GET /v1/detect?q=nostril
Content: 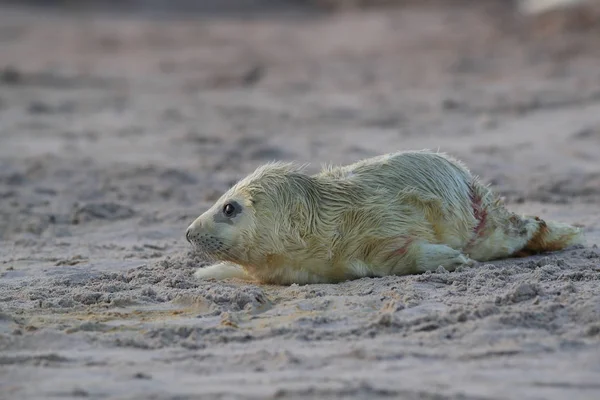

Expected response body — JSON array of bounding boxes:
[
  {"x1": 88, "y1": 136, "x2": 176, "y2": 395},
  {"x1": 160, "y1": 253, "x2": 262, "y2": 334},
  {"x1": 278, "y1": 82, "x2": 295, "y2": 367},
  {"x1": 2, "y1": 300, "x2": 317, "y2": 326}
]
[{"x1": 186, "y1": 229, "x2": 192, "y2": 243}]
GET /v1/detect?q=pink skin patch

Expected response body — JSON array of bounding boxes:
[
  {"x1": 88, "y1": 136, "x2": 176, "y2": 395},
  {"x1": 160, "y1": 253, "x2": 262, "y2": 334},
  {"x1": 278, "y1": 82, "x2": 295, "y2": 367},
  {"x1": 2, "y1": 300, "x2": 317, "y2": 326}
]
[{"x1": 393, "y1": 237, "x2": 414, "y2": 256}]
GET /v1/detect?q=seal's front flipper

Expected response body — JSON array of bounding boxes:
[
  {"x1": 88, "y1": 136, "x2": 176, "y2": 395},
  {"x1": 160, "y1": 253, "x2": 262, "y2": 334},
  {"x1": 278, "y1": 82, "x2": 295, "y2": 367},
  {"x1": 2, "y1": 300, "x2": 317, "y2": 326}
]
[
  {"x1": 194, "y1": 262, "x2": 253, "y2": 281},
  {"x1": 413, "y1": 242, "x2": 475, "y2": 273}
]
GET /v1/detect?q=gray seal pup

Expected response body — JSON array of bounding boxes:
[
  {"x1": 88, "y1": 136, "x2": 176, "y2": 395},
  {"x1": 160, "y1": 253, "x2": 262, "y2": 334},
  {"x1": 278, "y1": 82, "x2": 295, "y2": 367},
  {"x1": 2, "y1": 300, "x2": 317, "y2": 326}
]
[{"x1": 186, "y1": 150, "x2": 584, "y2": 285}]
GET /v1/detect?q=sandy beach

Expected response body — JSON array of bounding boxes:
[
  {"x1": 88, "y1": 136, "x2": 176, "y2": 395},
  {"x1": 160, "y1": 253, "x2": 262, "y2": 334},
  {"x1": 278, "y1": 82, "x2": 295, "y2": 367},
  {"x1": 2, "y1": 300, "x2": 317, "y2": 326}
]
[{"x1": 1, "y1": 1, "x2": 599, "y2": 399}]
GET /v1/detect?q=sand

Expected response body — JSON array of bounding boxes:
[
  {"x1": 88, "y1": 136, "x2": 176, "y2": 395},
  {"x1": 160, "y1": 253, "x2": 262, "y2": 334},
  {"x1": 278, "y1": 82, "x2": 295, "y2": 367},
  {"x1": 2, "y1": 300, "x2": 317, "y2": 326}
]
[{"x1": 1, "y1": 1, "x2": 600, "y2": 399}]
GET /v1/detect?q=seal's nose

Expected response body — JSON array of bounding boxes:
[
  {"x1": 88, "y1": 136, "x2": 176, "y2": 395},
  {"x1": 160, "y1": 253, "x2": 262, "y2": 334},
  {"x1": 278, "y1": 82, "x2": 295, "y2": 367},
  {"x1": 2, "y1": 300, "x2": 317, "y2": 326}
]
[{"x1": 185, "y1": 228, "x2": 192, "y2": 244}]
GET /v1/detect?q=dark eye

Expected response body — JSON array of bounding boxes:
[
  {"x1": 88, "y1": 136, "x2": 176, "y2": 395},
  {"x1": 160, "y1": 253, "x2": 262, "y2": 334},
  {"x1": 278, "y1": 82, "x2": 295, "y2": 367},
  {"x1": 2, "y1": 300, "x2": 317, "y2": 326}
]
[{"x1": 223, "y1": 203, "x2": 235, "y2": 217}]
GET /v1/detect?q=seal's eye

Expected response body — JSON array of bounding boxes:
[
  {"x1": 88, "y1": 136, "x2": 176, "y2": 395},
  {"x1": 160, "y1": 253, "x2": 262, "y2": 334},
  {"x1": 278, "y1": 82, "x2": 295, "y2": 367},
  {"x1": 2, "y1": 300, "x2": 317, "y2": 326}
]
[{"x1": 223, "y1": 203, "x2": 235, "y2": 217}]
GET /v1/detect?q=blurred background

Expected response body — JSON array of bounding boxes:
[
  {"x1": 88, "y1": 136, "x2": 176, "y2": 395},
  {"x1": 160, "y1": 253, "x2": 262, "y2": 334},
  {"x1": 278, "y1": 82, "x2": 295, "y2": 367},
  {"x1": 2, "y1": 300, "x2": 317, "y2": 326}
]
[
  {"x1": 1, "y1": 0, "x2": 599, "y2": 242},
  {"x1": 2, "y1": 2, "x2": 600, "y2": 398}
]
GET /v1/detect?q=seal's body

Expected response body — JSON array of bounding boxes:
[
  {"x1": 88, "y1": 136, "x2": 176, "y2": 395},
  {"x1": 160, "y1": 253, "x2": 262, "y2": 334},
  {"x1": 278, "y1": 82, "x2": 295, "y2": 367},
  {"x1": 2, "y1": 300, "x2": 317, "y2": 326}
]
[{"x1": 186, "y1": 150, "x2": 583, "y2": 285}]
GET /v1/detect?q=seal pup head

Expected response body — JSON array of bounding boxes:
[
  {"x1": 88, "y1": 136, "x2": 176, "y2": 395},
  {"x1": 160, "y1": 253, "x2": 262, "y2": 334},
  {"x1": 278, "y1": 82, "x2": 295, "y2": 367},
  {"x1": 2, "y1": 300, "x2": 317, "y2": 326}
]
[
  {"x1": 185, "y1": 161, "x2": 316, "y2": 269},
  {"x1": 185, "y1": 188, "x2": 255, "y2": 263}
]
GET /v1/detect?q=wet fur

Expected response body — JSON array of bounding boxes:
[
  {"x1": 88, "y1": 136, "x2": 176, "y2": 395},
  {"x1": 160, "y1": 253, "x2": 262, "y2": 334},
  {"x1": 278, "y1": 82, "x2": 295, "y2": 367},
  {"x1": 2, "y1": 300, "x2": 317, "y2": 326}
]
[{"x1": 186, "y1": 150, "x2": 584, "y2": 285}]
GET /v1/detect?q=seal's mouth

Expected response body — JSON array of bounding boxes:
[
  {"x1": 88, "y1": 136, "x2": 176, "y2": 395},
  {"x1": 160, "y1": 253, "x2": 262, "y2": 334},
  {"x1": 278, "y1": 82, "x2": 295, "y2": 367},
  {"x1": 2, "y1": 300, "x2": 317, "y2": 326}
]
[
  {"x1": 185, "y1": 227, "x2": 231, "y2": 261},
  {"x1": 186, "y1": 231, "x2": 223, "y2": 252}
]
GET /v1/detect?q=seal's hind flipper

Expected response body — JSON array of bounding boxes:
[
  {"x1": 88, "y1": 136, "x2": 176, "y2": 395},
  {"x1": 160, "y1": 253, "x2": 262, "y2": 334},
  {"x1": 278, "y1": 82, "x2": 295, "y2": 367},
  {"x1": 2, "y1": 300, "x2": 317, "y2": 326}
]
[{"x1": 517, "y1": 217, "x2": 584, "y2": 256}]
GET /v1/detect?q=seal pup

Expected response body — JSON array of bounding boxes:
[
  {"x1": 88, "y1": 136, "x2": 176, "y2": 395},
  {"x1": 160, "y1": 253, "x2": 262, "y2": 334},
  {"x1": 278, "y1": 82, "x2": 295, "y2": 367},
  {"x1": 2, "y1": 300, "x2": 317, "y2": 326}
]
[{"x1": 185, "y1": 150, "x2": 584, "y2": 285}]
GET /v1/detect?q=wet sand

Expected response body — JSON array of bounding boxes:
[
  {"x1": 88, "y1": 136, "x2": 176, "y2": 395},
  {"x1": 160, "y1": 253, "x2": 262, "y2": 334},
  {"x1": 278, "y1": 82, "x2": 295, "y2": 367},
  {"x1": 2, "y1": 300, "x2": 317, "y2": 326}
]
[{"x1": 1, "y1": 1, "x2": 600, "y2": 399}]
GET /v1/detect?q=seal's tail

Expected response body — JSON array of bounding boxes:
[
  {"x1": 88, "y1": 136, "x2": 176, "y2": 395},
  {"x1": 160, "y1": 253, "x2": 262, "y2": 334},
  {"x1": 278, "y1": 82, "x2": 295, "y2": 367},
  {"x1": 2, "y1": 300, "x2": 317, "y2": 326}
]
[{"x1": 517, "y1": 217, "x2": 584, "y2": 257}]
